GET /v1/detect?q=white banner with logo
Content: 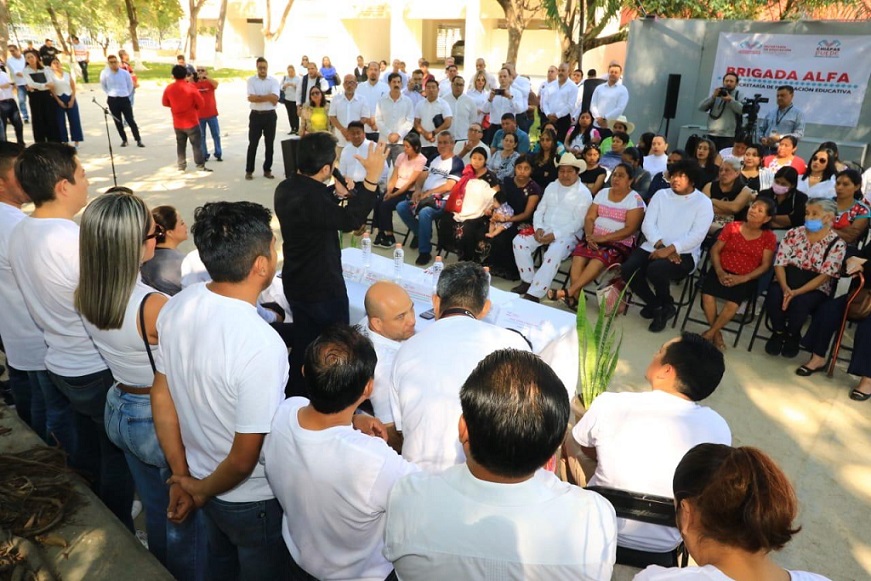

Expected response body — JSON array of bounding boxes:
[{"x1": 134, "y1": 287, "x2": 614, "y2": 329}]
[{"x1": 710, "y1": 32, "x2": 871, "y2": 127}]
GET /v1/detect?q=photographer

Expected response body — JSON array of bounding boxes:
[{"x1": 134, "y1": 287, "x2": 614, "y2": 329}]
[{"x1": 698, "y1": 72, "x2": 743, "y2": 152}]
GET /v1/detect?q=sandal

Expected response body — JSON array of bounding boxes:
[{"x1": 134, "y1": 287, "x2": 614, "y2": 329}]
[
  {"x1": 849, "y1": 388, "x2": 871, "y2": 401},
  {"x1": 563, "y1": 295, "x2": 579, "y2": 311},
  {"x1": 546, "y1": 289, "x2": 566, "y2": 301}
]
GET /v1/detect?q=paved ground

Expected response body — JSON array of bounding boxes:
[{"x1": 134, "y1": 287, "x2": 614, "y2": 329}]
[{"x1": 25, "y1": 79, "x2": 871, "y2": 580}]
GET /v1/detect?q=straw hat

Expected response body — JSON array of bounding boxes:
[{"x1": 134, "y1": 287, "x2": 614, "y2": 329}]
[
  {"x1": 605, "y1": 115, "x2": 636, "y2": 134},
  {"x1": 557, "y1": 153, "x2": 587, "y2": 173}
]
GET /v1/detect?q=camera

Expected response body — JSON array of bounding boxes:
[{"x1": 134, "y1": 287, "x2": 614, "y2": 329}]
[
  {"x1": 741, "y1": 93, "x2": 769, "y2": 116},
  {"x1": 494, "y1": 88, "x2": 505, "y2": 96},
  {"x1": 717, "y1": 88, "x2": 729, "y2": 97}
]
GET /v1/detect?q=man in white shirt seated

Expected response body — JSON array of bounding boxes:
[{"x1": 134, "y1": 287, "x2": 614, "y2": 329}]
[
  {"x1": 338, "y1": 121, "x2": 388, "y2": 189},
  {"x1": 384, "y1": 348, "x2": 618, "y2": 578},
  {"x1": 569, "y1": 333, "x2": 731, "y2": 556},
  {"x1": 329, "y1": 74, "x2": 370, "y2": 153},
  {"x1": 153, "y1": 201, "x2": 291, "y2": 579},
  {"x1": 359, "y1": 281, "x2": 416, "y2": 442},
  {"x1": 643, "y1": 134, "x2": 669, "y2": 176},
  {"x1": 512, "y1": 153, "x2": 592, "y2": 302},
  {"x1": 620, "y1": 159, "x2": 713, "y2": 332},
  {"x1": 389, "y1": 262, "x2": 531, "y2": 472},
  {"x1": 264, "y1": 325, "x2": 416, "y2": 581}
]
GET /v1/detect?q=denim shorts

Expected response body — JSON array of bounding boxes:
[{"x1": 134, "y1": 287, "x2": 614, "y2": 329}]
[{"x1": 104, "y1": 385, "x2": 168, "y2": 469}]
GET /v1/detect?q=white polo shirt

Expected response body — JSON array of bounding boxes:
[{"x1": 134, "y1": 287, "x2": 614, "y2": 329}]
[
  {"x1": 355, "y1": 80, "x2": 390, "y2": 132},
  {"x1": 443, "y1": 92, "x2": 478, "y2": 142},
  {"x1": 9, "y1": 217, "x2": 106, "y2": 376},
  {"x1": 414, "y1": 97, "x2": 453, "y2": 147},
  {"x1": 156, "y1": 283, "x2": 287, "y2": 503},
  {"x1": 329, "y1": 92, "x2": 370, "y2": 146},
  {"x1": 0, "y1": 204, "x2": 47, "y2": 371},
  {"x1": 247, "y1": 74, "x2": 280, "y2": 111},
  {"x1": 338, "y1": 138, "x2": 388, "y2": 184},
  {"x1": 572, "y1": 390, "x2": 732, "y2": 552},
  {"x1": 264, "y1": 397, "x2": 418, "y2": 581}
]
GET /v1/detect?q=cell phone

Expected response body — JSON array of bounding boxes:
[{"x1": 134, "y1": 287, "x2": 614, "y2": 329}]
[
  {"x1": 419, "y1": 308, "x2": 436, "y2": 320},
  {"x1": 494, "y1": 88, "x2": 505, "y2": 96},
  {"x1": 332, "y1": 167, "x2": 346, "y2": 186}
]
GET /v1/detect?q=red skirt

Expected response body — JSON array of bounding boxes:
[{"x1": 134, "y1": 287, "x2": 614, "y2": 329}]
[{"x1": 571, "y1": 239, "x2": 632, "y2": 267}]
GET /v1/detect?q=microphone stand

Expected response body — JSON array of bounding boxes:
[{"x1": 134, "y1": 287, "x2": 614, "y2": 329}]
[{"x1": 92, "y1": 97, "x2": 120, "y2": 187}]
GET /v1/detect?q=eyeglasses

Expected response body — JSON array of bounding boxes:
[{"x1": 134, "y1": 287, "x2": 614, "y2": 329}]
[
  {"x1": 811, "y1": 156, "x2": 827, "y2": 163},
  {"x1": 143, "y1": 224, "x2": 165, "y2": 242}
]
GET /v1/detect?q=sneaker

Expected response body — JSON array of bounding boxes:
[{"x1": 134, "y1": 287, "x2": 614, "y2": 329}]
[
  {"x1": 373, "y1": 232, "x2": 385, "y2": 247},
  {"x1": 131, "y1": 500, "x2": 143, "y2": 520},
  {"x1": 415, "y1": 253, "x2": 432, "y2": 266},
  {"x1": 196, "y1": 165, "x2": 213, "y2": 173},
  {"x1": 410, "y1": 236, "x2": 419, "y2": 250},
  {"x1": 135, "y1": 529, "x2": 149, "y2": 549},
  {"x1": 781, "y1": 333, "x2": 801, "y2": 358},
  {"x1": 765, "y1": 332, "x2": 786, "y2": 356},
  {"x1": 245, "y1": 173, "x2": 254, "y2": 180},
  {"x1": 639, "y1": 304, "x2": 657, "y2": 319},
  {"x1": 510, "y1": 281, "x2": 531, "y2": 295},
  {"x1": 136, "y1": 141, "x2": 145, "y2": 148}
]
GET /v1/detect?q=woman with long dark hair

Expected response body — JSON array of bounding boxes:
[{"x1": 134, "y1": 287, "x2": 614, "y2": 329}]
[
  {"x1": 49, "y1": 58, "x2": 83, "y2": 148},
  {"x1": 797, "y1": 148, "x2": 837, "y2": 199},
  {"x1": 140, "y1": 205, "x2": 189, "y2": 296},
  {"x1": 23, "y1": 49, "x2": 60, "y2": 143}
]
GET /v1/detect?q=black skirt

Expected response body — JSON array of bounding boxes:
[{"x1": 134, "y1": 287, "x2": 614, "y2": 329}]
[{"x1": 701, "y1": 271, "x2": 756, "y2": 304}]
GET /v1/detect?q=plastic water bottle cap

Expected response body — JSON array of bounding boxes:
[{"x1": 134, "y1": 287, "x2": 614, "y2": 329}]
[{"x1": 395, "y1": 243, "x2": 402, "y2": 248}]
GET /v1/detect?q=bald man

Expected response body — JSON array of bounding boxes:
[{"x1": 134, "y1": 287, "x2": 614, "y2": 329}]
[{"x1": 360, "y1": 282, "x2": 416, "y2": 440}]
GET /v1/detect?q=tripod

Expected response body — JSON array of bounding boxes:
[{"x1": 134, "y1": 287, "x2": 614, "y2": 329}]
[{"x1": 91, "y1": 98, "x2": 120, "y2": 187}]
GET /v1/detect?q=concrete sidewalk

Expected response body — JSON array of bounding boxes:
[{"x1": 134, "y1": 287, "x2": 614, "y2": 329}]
[{"x1": 47, "y1": 79, "x2": 871, "y2": 580}]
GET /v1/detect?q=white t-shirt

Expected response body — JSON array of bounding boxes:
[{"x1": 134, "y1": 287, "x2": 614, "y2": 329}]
[
  {"x1": 358, "y1": 321, "x2": 402, "y2": 423},
  {"x1": 634, "y1": 564, "x2": 831, "y2": 581},
  {"x1": 384, "y1": 463, "x2": 617, "y2": 579},
  {"x1": 644, "y1": 153, "x2": 668, "y2": 176},
  {"x1": 8, "y1": 217, "x2": 106, "y2": 376},
  {"x1": 263, "y1": 397, "x2": 418, "y2": 581},
  {"x1": 156, "y1": 283, "x2": 288, "y2": 503},
  {"x1": 0, "y1": 71, "x2": 15, "y2": 101},
  {"x1": 572, "y1": 390, "x2": 731, "y2": 552},
  {"x1": 0, "y1": 204, "x2": 47, "y2": 371},
  {"x1": 389, "y1": 315, "x2": 531, "y2": 472},
  {"x1": 421, "y1": 154, "x2": 463, "y2": 192}
]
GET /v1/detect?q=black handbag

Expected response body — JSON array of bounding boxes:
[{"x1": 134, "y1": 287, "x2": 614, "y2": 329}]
[{"x1": 785, "y1": 237, "x2": 839, "y2": 289}]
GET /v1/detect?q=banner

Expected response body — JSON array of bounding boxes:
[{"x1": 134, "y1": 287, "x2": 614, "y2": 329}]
[{"x1": 710, "y1": 32, "x2": 871, "y2": 128}]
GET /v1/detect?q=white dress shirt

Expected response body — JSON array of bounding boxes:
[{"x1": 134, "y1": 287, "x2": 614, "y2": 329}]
[
  {"x1": 534, "y1": 179, "x2": 593, "y2": 241},
  {"x1": 414, "y1": 97, "x2": 453, "y2": 147},
  {"x1": 543, "y1": 79, "x2": 579, "y2": 119},
  {"x1": 329, "y1": 93, "x2": 370, "y2": 146},
  {"x1": 247, "y1": 74, "x2": 280, "y2": 111},
  {"x1": 443, "y1": 92, "x2": 477, "y2": 141},
  {"x1": 375, "y1": 93, "x2": 415, "y2": 142},
  {"x1": 640, "y1": 188, "x2": 714, "y2": 266},
  {"x1": 589, "y1": 82, "x2": 630, "y2": 122},
  {"x1": 482, "y1": 91, "x2": 525, "y2": 125},
  {"x1": 355, "y1": 80, "x2": 390, "y2": 132},
  {"x1": 6, "y1": 55, "x2": 27, "y2": 87},
  {"x1": 100, "y1": 67, "x2": 134, "y2": 98}
]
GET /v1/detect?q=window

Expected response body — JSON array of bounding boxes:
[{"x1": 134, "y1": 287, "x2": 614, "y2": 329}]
[{"x1": 436, "y1": 26, "x2": 462, "y2": 61}]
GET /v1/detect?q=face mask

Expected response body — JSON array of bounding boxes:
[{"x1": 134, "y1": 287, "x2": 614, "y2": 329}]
[
  {"x1": 772, "y1": 184, "x2": 790, "y2": 195},
  {"x1": 805, "y1": 218, "x2": 824, "y2": 233}
]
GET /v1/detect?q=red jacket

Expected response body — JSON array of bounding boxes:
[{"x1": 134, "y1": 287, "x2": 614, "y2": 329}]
[{"x1": 162, "y1": 79, "x2": 204, "y2": 130}]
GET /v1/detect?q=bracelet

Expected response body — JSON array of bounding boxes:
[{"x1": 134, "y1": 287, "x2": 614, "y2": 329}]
[{"x1": 364, "y1": 179, "x2": 378, "y2": 187}]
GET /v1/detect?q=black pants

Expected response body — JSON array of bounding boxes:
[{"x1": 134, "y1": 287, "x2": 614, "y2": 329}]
[
  {"x1": 175, "y1": 125, "x2": 204, "y2": 169},
  {"x1": 246, "y1": 110, "x2": 277, "y2": 174},
  {"x1": 553, "y1": 114, "x2": 572, "y2": 143},
  {"x1": 107, "y1": 95, "x2": 141, "y2": 143},
  {"x1": 78, "y1": 61, "x2": 89, "y2": 83},
  {"x1": 0, "y1": 99, "x2": 24, "y2": 144},
  {"x1": 765, "y1": 283, "x2": 827, "y2": 336},
  {"x1": 421, "y1": 146, "x2": 438, "y2": 163},
  {"x1": 286, "y1": 296, "x2": 349, "y2": 398},
  {"x1": 27, "y1": 90, "x2": 61, "y2": 143},
  {"x1": 283, "y1": 100, "x2": 299, "y2": 133},
  {"x1": 621, "y1": 248, "x2": 694, "y2": 309},
  {"x1": 374, "y1": 190, "x2": 405, "y2": 232}
]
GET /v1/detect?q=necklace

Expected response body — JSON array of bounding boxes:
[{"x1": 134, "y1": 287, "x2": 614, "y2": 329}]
[{"x1": 440, "y1": 307, "x2": 477, "y2": 320}]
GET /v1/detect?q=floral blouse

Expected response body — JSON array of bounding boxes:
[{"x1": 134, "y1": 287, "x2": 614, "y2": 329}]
[
  {"x1": 774, "y1": 226, "x2": 846, "y2": 295},
  {"x1": 833, "y1": 200, "x2": 871, "y2": 232}
]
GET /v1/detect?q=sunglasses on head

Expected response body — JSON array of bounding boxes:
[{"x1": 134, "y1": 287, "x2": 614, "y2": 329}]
[{"x1": 143, "y1": 224, "x2": 165, "y2": 242}]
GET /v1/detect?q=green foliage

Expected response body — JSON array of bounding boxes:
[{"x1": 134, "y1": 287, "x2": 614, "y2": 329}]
[{"x1": 575, "y1": 276, "x2": 630, "y2": 408}]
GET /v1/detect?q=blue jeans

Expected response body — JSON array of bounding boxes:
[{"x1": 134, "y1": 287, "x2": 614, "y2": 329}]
[
  {"x1": 199, "y1": 116, "x2": 222, "y2": 160},
  {"x1": 202, "y1": 497, "x2": 290, "y2": 581},
  {"x1": 48, "y1": 369, "x2": 135, "y2": 531},
  {"x1": 396, "y1": 200, "x2": 443, "y2": 255},
  {"x1": 16, "y1": 85, "x2": 28, "y2": 121},
  {"x1": 105, "y1": 386, "x2": 208, "y2": 580},
  {"x1": 29, "y1": 369, "x2": 75, "y2": 450},
  {"x1": 56, "y1": 94, "x2": 84, "y2": 142},
  {"x1": 7, "y1": 366, "x2": 45, "y2": 440}
]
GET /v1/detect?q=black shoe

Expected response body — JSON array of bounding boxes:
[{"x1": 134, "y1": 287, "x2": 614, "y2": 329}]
[
  {"x1": 215, "y1": 156, "x2": 222, "y2": 162},
  {"x1": 204, "y1": 154, "x2": 210, "y2": 161},
  {"x1": 373, "y1": 232, "x2": 385, "y2": 247},
  {"x1": 410, "y1": 236, "x2": 419, "y2": 250},
  {"x1": 136, "y1": 141, "x2": 145, "y2": 148},
  {"x1": 510, "y1": 281, "x2": 531, "y2": 295},
  {"x1": 781, "y1": 333, "x2": 801, "y2": 358},
  {"x1": 648, "y1": 304, "x2": 675, "y2": 333},
  {"x1": 415, "y1": 253, "x2": 432, "y2": 266},
  {"x1": 383, "y1": 234, "x2": 396, "y2": 247},
  {"x1": 196, "y1": 165, "x2": 213, "y2": 173},
  {"x1": 121, "y1": 141, "x2": 128, "y2": 147},
  {"x1": 765, "y1": 332, "x2": 786, "y2": 356},
  {"x1": 24, "y1": 119, "x2": 29, "y2": 124},
  {"x1": 639, "y1": 304, "x2": 657, "y2": 319}
]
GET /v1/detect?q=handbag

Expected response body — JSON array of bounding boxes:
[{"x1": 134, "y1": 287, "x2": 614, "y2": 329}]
[
  {"x1": 784, "y1": 237, "x2": 839, "y2": 289},
  {"x1": 847, "y1": 288, "x2": 871, "y2": 320},
  {"x1": 595, "y1": 264, "x2": 628, "y2": 315},
  {"x1": 138, "y1": 293, "x2": 158, "y2": 375}
]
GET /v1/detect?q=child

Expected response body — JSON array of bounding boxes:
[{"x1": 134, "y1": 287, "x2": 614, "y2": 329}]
[{"x1": 485, "y1": 194, "x2": 515, "y2": 238}]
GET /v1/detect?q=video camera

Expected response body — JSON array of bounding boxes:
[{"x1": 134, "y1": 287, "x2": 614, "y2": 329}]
[{"x1": 741, "y1": 93, "x2": 769, "y2": 117}]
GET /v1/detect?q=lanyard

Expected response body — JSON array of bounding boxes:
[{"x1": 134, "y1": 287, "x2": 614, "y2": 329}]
[{"x1": 775, "y1": 105, "x2": 793, "y2": 127}]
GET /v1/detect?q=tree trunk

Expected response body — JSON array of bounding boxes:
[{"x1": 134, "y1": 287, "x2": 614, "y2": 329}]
[
  {"x1": 506, "y1": 25, "x2": 522, "y2": 65},
  {"x1": 263, "y1": 0, "x2": 297, "y2": 40},
  {"x1": 215, "y1": 0, "x2": 228, "y2": 54},
  {"x1": 0, "y1": 0, "x2": 10, "y2": 55},
  {"x1": 188, "y1": 0, "x2": 206, "y2": 61},
  {"x1": 124, "y1": 0, "x2": 141, "y2": 61},
  {"x1": 47, "y1": 7, "x2": 70, "y2": 54}
]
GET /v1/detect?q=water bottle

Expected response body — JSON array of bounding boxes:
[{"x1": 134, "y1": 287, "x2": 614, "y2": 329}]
[
  {"x1": 360, "y1": 232, "x2": 372, "y2": 267},
  {"x1": 431, "y1": 256, "x2": 444, "y2": 293},
  {"x1": 393, "y1": 243, "x2": 404, "y2": 281}
]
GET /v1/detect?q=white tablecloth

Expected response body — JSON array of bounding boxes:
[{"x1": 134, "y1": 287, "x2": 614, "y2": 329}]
[{"x1": 342, "y1": 248, "x2": 575, "y2": 353}]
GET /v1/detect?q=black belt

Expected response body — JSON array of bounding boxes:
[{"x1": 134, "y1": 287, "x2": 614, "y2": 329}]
[{"x1": 251, "y1": 109, "x2": 276, "y2": 114}]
